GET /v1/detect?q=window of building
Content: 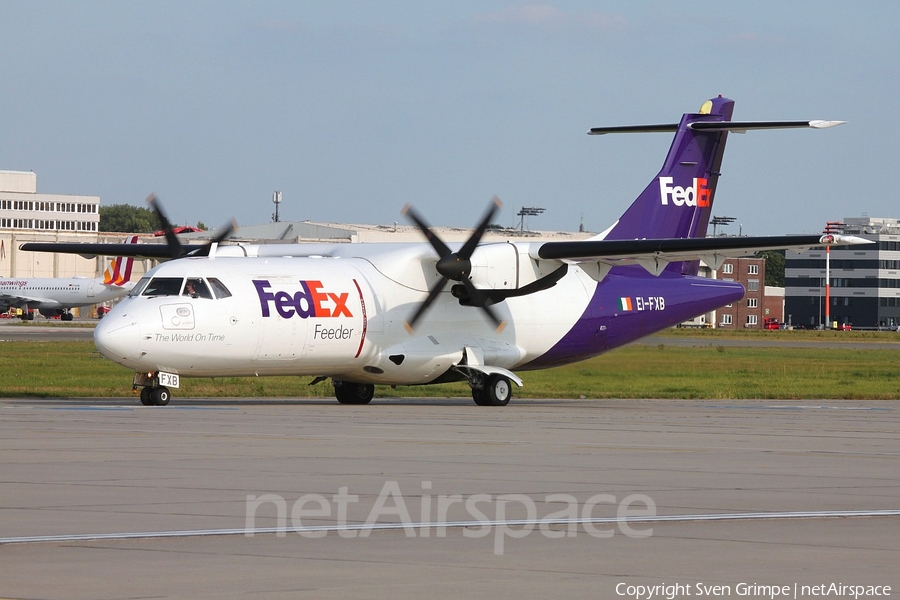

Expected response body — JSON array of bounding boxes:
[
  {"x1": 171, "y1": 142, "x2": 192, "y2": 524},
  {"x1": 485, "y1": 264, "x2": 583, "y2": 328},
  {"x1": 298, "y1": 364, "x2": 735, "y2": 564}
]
[
  {"x1": 747, "y1": 315, "x2": 758, "y2": 325},
  {"x1": 747, "y1": 280, "x2": 759, "y2": 292},
  {"x1": 747, "y1": 298, "x2": 758, "y2": 308},
  {"x1": 748, "y1": 264, "x2": 759, "y2": 275},
  {"x1": 721, "y1": 314, "x2": 733, "y2": 325},
  {"x1": 721, "y1": 264, "x2": 734, "y2": 274}
]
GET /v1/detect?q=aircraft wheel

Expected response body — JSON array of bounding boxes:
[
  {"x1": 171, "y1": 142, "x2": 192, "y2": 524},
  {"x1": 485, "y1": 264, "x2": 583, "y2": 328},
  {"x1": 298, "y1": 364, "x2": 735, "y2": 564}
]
[
  {"x1": 151, "y1": 386, "x2": 171, "y2": 406},
  {"x1": 334, "y1": 381, "x2": 374, "y2": 405},
  {"x1": 61, "y1": 312, "x2": 74, "y2": 322},
  {"x1": 472, "y1": 387, "x2": 491, "y2": 406},
  {"x1": 482, "y1": 374, "x2": 512, "y2": 406},
  {"x1": 140, "y1": 387, "x2": 154, "y2": 406}
]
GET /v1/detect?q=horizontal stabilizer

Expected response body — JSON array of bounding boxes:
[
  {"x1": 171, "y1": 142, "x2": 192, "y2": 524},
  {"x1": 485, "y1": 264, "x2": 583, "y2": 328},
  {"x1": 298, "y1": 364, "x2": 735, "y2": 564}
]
[
  {"x1": 588, "y1": 123, "x2": 678, "y2": 135},
  {"x1": 689, "y1": 120, "x2": 847, "y2": 133},
  {"x1": 589, "y1": 120, "x2": 846, "y2": 135},
  {"x1": 536, "y1": 233, "x2": 872, "y2": 263}
]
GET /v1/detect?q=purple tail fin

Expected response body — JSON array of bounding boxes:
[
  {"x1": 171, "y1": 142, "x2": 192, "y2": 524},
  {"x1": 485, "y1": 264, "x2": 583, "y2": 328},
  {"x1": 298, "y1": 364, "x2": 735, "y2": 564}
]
[{"x1": 592, "y1": 97, "x2": 735, "y2": 274}]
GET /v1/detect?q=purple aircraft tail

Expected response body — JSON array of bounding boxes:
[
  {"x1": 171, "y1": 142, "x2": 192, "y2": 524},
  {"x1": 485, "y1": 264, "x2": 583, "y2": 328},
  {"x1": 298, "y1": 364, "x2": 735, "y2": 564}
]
[{"x1": 591, "y1": 96, "x2": 735, "y2": 275}]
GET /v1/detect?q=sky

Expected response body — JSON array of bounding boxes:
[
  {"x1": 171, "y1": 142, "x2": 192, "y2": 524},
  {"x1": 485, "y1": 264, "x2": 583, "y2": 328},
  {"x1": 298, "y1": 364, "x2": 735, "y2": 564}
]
[{"x1": 0, "y1": 1, "x2": 897, "y2": 236}]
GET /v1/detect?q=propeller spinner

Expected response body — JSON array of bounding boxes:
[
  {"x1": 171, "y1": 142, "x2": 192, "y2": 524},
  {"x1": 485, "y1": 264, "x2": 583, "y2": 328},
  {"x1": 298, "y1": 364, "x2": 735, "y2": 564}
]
[{"x1": 402, "y1": 197, "x2": 506, "y2": 332}]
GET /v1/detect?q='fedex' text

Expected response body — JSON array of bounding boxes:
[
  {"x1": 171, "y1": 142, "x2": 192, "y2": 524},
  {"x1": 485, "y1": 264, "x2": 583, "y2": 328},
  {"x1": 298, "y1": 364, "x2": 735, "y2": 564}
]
[
  {"x1": 659, "y1": 176, "x2": 710, "y2": 207},
  {"x1": 254, "y1": 279, "x2": 352, "y2": 319}
]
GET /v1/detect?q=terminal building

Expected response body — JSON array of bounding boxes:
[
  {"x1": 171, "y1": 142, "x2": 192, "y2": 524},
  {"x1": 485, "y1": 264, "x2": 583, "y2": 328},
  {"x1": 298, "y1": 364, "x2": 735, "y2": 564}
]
[
  {"x1": 784, "y1": 217, "x2": 900, "y2": 330},
  {"x1": 0, "y1": 171, "x2": 101, "y2": 279}
]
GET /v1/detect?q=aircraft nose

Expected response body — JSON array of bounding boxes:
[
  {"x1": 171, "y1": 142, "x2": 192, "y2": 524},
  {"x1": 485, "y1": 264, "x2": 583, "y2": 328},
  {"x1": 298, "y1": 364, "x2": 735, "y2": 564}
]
[{"x1": 94, "y1": 313, "x2": 142, "y2": 362}]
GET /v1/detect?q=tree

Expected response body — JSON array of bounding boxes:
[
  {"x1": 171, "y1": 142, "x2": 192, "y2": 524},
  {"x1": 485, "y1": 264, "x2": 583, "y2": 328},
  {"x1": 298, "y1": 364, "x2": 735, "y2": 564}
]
[
  {"x1": 99, "y1": 204, "x2": 161, "y2": 233},
  {"x1": 755, "y1": 250, "x2": 785, "y2": 287}
]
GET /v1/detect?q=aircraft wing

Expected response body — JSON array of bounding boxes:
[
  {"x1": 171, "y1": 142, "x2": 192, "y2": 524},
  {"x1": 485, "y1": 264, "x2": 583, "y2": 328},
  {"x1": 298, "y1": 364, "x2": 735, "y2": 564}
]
[
  {"x1": 534, "y1": 233, "x2": 872, "y2": 277},
  {"x1": 18, "y1": 242, "x2": 206, "y2": 260},
  {"x1": 0, "y1": 291, "x2": 46, "y2": 306}
]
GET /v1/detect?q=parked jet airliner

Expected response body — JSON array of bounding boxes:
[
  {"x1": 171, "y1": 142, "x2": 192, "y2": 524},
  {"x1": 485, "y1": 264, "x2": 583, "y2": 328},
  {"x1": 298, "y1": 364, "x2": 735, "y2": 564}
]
[
  {"x1": 22, "y1": 97, "x2": 868, "y2": 405},
  {"x1": 1, "y1": 236, "x2": 139, "y2": 320}
]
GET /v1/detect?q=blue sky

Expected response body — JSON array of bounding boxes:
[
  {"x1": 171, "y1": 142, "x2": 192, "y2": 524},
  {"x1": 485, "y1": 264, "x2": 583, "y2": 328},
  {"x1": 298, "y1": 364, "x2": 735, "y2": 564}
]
[{"x1": 1, "y1": 1, "x2": 896, "y2": 235}]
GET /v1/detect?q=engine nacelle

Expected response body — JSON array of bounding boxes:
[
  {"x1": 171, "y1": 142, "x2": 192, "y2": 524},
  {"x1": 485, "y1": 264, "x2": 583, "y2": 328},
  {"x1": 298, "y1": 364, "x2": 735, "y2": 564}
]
[{"x1": 468, "y1": 242, "x2": 568, "y2": 292}]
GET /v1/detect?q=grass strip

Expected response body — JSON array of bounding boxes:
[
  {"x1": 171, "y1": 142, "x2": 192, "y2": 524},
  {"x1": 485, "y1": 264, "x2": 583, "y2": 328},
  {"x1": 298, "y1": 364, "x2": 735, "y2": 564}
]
[{"x1": 1, "y1": 341, "x2": 897, "y2": 400}]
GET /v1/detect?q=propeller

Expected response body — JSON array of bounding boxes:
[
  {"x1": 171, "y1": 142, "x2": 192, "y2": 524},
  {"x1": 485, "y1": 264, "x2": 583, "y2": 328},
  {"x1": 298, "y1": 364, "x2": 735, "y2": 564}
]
[
  {"x1": 147, "y1": 194, "x2": 236, "y2": 259},
  {"x1": 402, "y1": 196, "x2": 505, "y2": 332}
]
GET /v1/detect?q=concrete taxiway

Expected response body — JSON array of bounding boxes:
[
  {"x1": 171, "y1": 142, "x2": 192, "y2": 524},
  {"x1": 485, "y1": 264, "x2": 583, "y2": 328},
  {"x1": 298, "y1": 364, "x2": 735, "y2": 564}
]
[
  {"x1": 1, "y1": 397, "x2": 898, "y2": 598},
  {"x1": 0, "y1": 322, "x2": 95, "y2": 341}
]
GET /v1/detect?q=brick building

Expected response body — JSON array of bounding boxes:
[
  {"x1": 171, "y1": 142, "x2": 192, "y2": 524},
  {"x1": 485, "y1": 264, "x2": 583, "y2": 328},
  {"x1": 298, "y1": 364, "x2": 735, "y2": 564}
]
[{"x1": 715, "y1": 257, "x2": 766, "y2": 329}]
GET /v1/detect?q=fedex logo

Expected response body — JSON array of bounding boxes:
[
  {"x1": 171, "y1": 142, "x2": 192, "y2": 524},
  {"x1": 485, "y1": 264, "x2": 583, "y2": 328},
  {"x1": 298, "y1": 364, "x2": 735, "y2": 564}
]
[
  {"x1": 253, "y1": 279, "x2": 352, "y2": 319},
  {"x1": 659, "y1": 176, "x2": 710, "y2": 207}
]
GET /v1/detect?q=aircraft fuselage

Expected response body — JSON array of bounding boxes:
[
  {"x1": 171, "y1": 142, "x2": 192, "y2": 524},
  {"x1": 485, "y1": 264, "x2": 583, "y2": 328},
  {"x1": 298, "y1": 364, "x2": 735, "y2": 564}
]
[{"x1": 94, "y1": 248, "x2": 744, "y2": 385}]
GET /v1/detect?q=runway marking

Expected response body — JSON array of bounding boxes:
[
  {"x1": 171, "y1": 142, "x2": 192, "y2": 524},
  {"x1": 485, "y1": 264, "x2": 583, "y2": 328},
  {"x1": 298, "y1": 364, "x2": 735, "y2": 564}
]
[
  {"x1": 39, "y1": 406, "x2": 237, "y2": 411},
  {"x1": 707, "y1": 404, "x2": 892, "y2": 411},
  {"x1": 2, "y1": 509, "x2": 899, "y2": 545}
]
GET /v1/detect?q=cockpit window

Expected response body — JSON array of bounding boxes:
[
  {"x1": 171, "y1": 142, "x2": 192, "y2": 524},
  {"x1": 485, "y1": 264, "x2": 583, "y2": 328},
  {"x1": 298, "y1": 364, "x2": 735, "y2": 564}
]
[
  {"x1": 134, "y1": 276, "x2": 231, "y2": 299},
  {"x1": 128, "y1": 277, "x2": 151, "y2": 297},
  {"x1": 142, "y1": 277, "x2": 184, "y2": 297},
  {"x1": 207, "y1": 277, "x2": 232, "y2": 299},
  {"x1": 183, "y1": 278, "x2": 213, "y2": 299}
]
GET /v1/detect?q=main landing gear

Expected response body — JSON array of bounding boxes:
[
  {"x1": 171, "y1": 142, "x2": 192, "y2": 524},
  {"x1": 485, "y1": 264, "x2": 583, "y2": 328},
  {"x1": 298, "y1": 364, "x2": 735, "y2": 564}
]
[
  {"x1": 470, "y1": 373, "x2": 512, "y2": 406},
  {"x1": 333, "y1": 380, "x2": 375, "y2": 405}
]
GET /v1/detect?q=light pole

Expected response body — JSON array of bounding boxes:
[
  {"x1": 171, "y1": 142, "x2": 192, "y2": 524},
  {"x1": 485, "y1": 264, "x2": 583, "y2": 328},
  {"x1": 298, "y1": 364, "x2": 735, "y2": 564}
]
[
  {"x1": 710, "y1": 215, "x2": 735, "y2": 237},
  {"x1": 516, "y1": 206, "x2": 545, "y2": 231},
  {"x1": 824, "y1": 221, "x2": 844, "y2": 329}
]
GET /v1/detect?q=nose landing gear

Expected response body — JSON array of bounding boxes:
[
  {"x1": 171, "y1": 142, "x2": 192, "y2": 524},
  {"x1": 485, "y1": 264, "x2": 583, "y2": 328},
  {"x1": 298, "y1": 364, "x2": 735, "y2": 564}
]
[
  {"x1": 138, "y1": 385, "x2": 171, "y2": 406},
  {"x1": 134, "y1": 372, "x2": 172, "y2": 406}
]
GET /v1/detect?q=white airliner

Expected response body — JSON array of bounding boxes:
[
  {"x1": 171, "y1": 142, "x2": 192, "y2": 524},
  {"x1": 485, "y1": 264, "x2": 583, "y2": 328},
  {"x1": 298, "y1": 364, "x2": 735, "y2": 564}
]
[
  {"x1": 23, "y1": 97, "x2": 869, "y2": 406},
  {"x1": 1, "y1": 236, "x2": 138, "y2": 320}
]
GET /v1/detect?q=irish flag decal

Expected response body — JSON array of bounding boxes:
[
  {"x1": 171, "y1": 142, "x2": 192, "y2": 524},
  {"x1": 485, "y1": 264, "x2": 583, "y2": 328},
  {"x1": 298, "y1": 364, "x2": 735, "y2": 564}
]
[{"x1": 619, "y1": 297, "x2": 633, "y2": 311}]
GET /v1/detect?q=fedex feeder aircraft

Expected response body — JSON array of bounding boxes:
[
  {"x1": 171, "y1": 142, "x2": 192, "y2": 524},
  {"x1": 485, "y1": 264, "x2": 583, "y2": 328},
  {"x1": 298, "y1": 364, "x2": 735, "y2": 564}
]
[
  {"x1": 23, "y1": 97, "x2": 868, "y2": 406},
  {"x1": 1, "y1": 237, "x2": 138, "y2": 320}
]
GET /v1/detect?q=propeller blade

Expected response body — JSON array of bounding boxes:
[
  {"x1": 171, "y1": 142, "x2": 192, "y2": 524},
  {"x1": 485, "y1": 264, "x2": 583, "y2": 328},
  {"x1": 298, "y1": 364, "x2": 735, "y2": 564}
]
[
  {"x1": 459, "y1": 277, "x2": 504, "y2": 331},
  {"x1": 147, "y1": 195, "x2": 237, "y2": 259},
  {"x1": 401, "y1": 197, "x2": 506, "y2": 332},
  {"x1": 404, "y1": 276, "x2": 448, "y2": 332},
  {"x1": 146, "y1": 194, "x2": 183, "y2": 260},
  {"x1": 195, "y1": 219, "x2": 238, "y2": 256},
  {"x1": 458, "y1": 196, "x2": 502, "y2": 260},
  {"x1": 401, "y1": 204, "x2": 452, "y2": 258}
]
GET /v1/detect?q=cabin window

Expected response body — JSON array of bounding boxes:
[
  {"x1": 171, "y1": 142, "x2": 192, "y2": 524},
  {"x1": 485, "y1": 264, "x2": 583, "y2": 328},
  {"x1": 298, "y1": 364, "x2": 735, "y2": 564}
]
[
  {"x1": 208, "y1": 278, "x2": 232, "y2": 299},
  {"x1": 142, "y1": 277, "x2": 184, "y2": 297}
]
